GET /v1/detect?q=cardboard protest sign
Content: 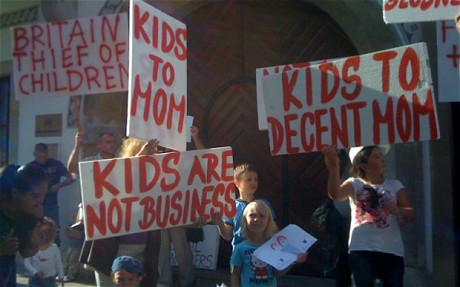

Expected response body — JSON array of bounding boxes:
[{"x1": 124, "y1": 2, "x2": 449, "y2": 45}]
[
  {"x1": 436, "y1": 20, "x2": 460, "y2": 102},
  {"x1": 261, "y1": 42, "x2": 439, "y2": 155},
  {"x1": 79, "y1": 147, "x2": 235, "y2": 240},
  {"x1": 254, "y1": 224, "x2": 317, "y2": 271},
  {"x1": 170, "y1": 225, "x2": 220, "y2": 270},
  {"x1": 128, "y1": 0, "x2": 187, "y2": 151},
  {"x1": 11, "y1": 13, "x2": 129, "y2": 99},
  {"x1": 256, "y1": 62, "x2": 310, "y2": 130},
  {"x1": 256, "y1": 59, "x2": 342, "y2": 130},
  {"x1": 383, "y1": 0, "x2": 460, "y2": 23}
]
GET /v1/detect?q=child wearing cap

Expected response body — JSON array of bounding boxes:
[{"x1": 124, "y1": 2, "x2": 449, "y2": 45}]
[
  {"x1": 323, "y1": 145, "x2": 416, "y2": 287},
  {"x1": 111, "y1": 256, "x2": 144, "y2": 287}
]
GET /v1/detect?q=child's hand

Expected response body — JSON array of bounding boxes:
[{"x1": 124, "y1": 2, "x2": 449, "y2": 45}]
[
  {"x1": 322, "y1": 145, "x2": 339, "y2": 169},
  {"x1": 35, "y1": 271, "x2": 45, "y2": 279},
  {"x1": 0, "y1": 229, "x2": 18, "y2": 255},
  {"x1": 211, "y1": 212, "x2": 225, "y2": 226},
  {"x1": 190, "y1": 126, "x2": 200, "y2": 140},
  {"x1": 193, "y1": 216, "x2": 207, "y2": 228},
  {"x1": 56, "y1": 276, "x2": 65, "y2": 287},
  {"x1": 138, "y1": 139, "x2": 159, "y2": 155},
  {"x1": 296, "y1": 252, "x2": 308, "y2": 264}
]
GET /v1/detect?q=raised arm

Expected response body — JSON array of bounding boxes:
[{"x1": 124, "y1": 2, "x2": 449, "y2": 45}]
[
  {"x1": 67, "y1": 133, "x2": 84, "y2": 174},
  {"x1": 212, "y1": 212, "x2": 233, "y2": 241},
  {"x1": 191, "y1": 126, "x2": 206, "y2": 150},
  {"x1": 322, "y1": 145, "x2": 353, "y2": 201}
]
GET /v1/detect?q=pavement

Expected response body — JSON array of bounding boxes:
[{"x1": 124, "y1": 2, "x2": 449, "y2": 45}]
[
  {"x1": 16, "y1": 268, "x2": 335, "y2": 287},
  {"x1": 15, "y1": 254, "x2": 335, "y2": 287}
]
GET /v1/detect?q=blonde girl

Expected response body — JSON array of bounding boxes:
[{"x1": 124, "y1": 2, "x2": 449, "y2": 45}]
[
  {"x1": 230, "y1": 200, "x2": 306, "y2": 287},
  {"x1": 24, "y1": 217, "x2": 64, "y2": 287}
]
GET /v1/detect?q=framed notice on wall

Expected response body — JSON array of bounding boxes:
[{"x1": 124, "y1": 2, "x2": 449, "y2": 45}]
[
  {"x1": 46, "y1": 143, "x2": 59, "y2": 159},
  {"x1": 35, "y1": 114, "x2": 62, "y2": 137}
]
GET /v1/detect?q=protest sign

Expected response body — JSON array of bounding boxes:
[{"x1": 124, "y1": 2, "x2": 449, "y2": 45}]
[
  {"x1": 436, "y1": 20, "x2": 460, "y2": 102},
  {"x1": 260, "y1": 42, "x2": 439, "y2": 155},
  {"x1": 256, "y1": 62, "x2": 310, "y2": 130},
  {"x1": 383, "y1": 0, "x2": 460, "y2": 23},
  {"x1": 170, "y1": 225, "x2": 220, "y2": 270},
  {"x1": 254, "y1": 224, "x2": 317, "y2": 271},
  {"x1": 79, "y1": 147, "x2": 235, "y2": 240},
  {"x1": 256, "y1": 59, "x2": 342, "y2": 130},
  {"x1": 128, "y1": 0, "x2": 187, "y2": 151},
  {"x1": 11, "y1": 13, "x2": 129, "y2": 99}
]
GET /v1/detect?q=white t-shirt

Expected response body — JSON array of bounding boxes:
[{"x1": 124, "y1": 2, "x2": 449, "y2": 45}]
[
  {"x1": 347, "y1": 177, "x2": 405, "y2": 257},
  {"x1": 24, "y1": 243, "x2": 65, "y2": 279}
]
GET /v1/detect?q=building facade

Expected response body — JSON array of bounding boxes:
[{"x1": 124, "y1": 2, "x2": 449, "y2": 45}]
[{"x1": 0, "y1": 0, "x2": 458, "y2": 286}]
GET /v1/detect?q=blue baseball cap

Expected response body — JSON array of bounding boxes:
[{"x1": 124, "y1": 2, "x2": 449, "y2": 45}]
[{"x1": 111, "y1": 256, "x2": 143, "y2": 274}]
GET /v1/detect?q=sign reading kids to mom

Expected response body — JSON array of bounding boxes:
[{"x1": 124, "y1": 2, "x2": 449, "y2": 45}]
[
  {"x1": 79, "y1": 147, "x2": 236, "y2": 241},
  {"x1": 260, "y1": 42, "x2": 440, "y2": 156},
  {"x1": 11, "y1": 13, "x2": 129, "y2": 99},
  {"x1": 128, "y1": 0, "x2": 187, "y2": 151}
]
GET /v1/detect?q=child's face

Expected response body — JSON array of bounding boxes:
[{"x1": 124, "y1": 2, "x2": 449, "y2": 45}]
[
  {"x1": 361, "y1": 147, "x2": 386, "y2": 176},
  {"x1": 112, "y1": 270, "x2": 142, "y2": 287},
  {"x1": 245, "y1": 207, "x2": 268, "y2": 234},
  {"x1": 235, "y1": 171, "x2": 258, "y2": 195}
]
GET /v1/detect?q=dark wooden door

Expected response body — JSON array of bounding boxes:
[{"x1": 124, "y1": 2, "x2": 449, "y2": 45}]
[{"x1": 183, "y1": 0, "x2": 357, "y2": 275}]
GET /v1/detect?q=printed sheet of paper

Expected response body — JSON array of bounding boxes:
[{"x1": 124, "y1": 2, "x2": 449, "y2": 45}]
[{"x1": 254, "y1": 224, "x2": 317, "y2": 270}]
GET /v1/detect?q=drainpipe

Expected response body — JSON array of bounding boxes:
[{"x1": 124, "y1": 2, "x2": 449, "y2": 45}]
[{"x1": 422, "y1": 142, "x2": 433, "y2": 273}]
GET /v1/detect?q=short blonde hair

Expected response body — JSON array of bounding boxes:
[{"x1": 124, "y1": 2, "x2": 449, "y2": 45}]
[
  {"x1": 119, "y1": 137, "x2": 147, "y2": 157},
  {"x1": 241, "y1": 200, "x2": 278, "y2": 240},
  {"x1": 234, "y1": 163, "x2": 258, "y2": 181}
]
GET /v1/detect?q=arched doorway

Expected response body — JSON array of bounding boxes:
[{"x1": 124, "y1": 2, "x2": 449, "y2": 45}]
[{"x1": 181, "y1": 0, "x2": 357, "y2": 275}]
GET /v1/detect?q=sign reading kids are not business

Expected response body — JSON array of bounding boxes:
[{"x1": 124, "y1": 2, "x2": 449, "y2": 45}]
[
  {"x1": 383, "y1": 0, "x2": 460, "y2": 23},
  {"x1": 260, "y1": 42, "x2": 440, "y2": 156},
  {"x1": 11, "y1": 13, "x2": 129, "y2": 99},
  {"x1": 79, "y1": 147, "x2": 236, "y2": 241},
  {"x1": 128, "y1": 0, "x2": 187, "y2": 151}
]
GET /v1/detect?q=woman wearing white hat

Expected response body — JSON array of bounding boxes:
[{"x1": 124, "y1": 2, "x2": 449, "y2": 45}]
[{"x1": 322, "y1": 145, "x2": 415, "y2": 287}]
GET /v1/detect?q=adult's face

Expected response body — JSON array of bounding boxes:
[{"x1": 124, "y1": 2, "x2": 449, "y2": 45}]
[
  {"x1": 98, "y1": 134, "x2": 117, "y2": 159},
  {"x1": 18, "y1": 180, "x2": 47, "y2": 219},
  {"x1": 34, "y1": 150, "x2": 48, "y2": 164}
]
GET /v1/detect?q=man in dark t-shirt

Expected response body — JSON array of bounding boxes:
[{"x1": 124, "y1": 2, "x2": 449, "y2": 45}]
[{"x1": 29, "y1": 143, "x2": 74, "y2": 244}]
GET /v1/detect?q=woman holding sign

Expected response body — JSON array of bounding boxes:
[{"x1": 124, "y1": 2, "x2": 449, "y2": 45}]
[{"x1": 323, "y1": 145, "x2": 415, "y2": 287}]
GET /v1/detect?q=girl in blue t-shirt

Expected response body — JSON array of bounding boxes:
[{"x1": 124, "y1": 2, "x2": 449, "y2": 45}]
[{"x1": 230, "y1": 200, "x2": 307, "y2": 287}]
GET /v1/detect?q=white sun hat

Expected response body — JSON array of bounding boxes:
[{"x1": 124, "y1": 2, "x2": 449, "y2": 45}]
[{"x1": 348, "y1": 145, "x2": 390, "y2": 164}]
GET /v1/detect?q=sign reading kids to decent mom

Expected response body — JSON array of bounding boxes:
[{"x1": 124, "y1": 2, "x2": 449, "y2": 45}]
[
  {"x1": 79, "y1": 147, "x2": 236, "y2": 241},
  {"x1": 128, "y1": 0, "x2": 187, "y2": 151},
  {"x1": 11, "y1": 13, "x2": 129, "y2": 99},
  {"x1": 260, "y1": 42, "x2": 440, "y2": 156}
]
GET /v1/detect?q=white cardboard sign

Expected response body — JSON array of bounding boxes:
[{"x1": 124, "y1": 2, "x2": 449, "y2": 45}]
[
  {"x1": 79, "y1": 147, "x2": 236, "y2": 240},
  {"x1": 436, "y1": 20, "x2": 460, "y2": 102},
  {"x1": 383, "y1": 0, "x2": 460, "y2": 23},
  {"x1": 260, "y1": 43, "x2": 439, "y2": 155},
  {"x1": 127, "y1": 0, "x2": 187, "y2": 151},
  {"x1": 11, "y1": 13, "x2": 129, "y2": 99},
  {"x1": 170, "y1": 225, "x2": 221, "y2": 270},
  {"x1": 254, "y1": 224, "x2": 317, "y2": 271},
  {"x1": 256, "y1": 59, "x2": 342, "y2": 130}
]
